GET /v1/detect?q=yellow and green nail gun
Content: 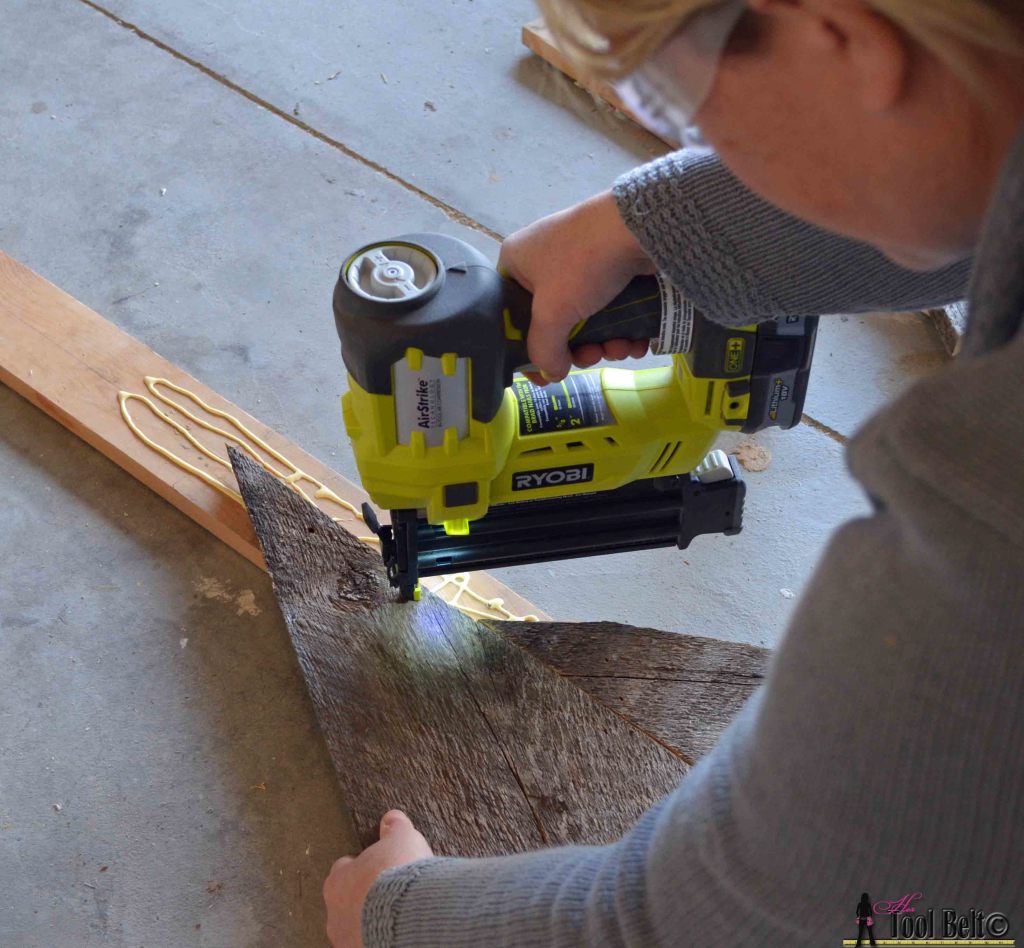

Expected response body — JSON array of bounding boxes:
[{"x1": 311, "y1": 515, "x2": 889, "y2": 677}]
[{"x1": 333, "y1": 233, "x2": 817, "y2": 600}]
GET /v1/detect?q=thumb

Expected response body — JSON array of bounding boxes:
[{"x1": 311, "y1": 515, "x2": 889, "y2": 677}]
[
  {"x1": 379, "y1": 810, "x2": 413, "y2": 836},
  {"x1": 527, "y1": 297, "x2": 575, "y2": 382},
  {"x1": 375, "y1": 810, "x2": 433, "y2": 863}
]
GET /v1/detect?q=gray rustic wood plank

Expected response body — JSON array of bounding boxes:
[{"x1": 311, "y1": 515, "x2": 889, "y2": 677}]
[
  {"x1": 229, "y1": 448, "x2": 689, "y2": 857},
  {"x1": 493, "y1": 621, "x2": 769, "y2": 762},
  {"x1": 566, "y1": 675, "x2": 757, "y2": 762}
]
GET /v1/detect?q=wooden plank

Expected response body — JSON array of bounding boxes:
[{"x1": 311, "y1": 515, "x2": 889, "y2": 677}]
[
  {"x1": 230, "y1": 448, "x2": 694, "y2": 856},
  {"x1": 496, "y1": 621, "x2": 768, "y2": 762},
  {"x1": 0, "y1": 250, "x2": 545, "y2": 621},
  {"x1": 522, "y1": 18, "x2": 681, "y2": 150}
]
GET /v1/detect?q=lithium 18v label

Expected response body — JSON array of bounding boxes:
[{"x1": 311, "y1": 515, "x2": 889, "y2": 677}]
[
  {"x1": 513, "y1": 371, "x2": 613, "y2": 436},
  {"x1": 512, "y1": 463, "x2": 595, "y2": 492}
]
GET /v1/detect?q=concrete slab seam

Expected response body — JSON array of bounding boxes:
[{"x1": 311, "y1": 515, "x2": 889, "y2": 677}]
[
  {"x1": 73, "y1": 0, "x2": 503, "y2": 242},
  {"x1": 800, "y1": 413, "x2": 848, "y2": 446}
]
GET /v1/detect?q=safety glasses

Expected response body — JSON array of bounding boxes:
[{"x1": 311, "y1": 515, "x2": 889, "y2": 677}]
[{"x1": 615, "y1": 0, "x2": 747, "y2": 145}]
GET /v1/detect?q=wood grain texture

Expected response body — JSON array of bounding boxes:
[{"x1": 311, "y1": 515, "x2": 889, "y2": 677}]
[
  {"x1": 521, "y1": 18, "x2": 681, "y2": 150},
  {"x1": 0, "y1": 250, "x2": 543, "y2": 619},
  {"x1": 495, "y1": 622, "x2": 769, "y2": 762},
  {"x1": 230, "y1": 447, "x2": 695, "y2": 857}
]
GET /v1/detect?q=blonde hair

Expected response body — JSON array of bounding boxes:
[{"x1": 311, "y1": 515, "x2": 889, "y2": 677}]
[{"x1": 538, "y1": 0, "x2": 1024, "y2": 82}]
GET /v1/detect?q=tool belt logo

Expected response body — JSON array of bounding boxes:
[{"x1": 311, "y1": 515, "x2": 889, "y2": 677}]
[
  {"x1": 512, "y1": 463, "x2": 595, "y2": 492},
  {"x1": 843, "y1": 891, "x2": 1014, "y2": 945}
]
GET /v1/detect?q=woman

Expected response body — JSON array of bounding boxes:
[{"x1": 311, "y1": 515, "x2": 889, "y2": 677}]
[
  {"x1": 325, "y1": 1, "x2": 1024, "y2": 944},
  {"x1": 856, "y1": 893, "x2": 877, "y2": 947}
]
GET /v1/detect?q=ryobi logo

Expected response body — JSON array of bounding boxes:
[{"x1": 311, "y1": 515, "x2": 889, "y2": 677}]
[{"x1": 512, "y1": 463, "x2": 595, "y2": 492}]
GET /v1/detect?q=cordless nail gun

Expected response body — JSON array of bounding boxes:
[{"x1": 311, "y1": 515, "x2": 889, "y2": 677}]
[{"x1": 333, "y1": 233, "x2": 817, "y2": 601}]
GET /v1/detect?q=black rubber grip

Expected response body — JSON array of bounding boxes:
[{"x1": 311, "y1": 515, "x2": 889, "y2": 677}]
[{"x1": 502, "y1": 275, "x2": 663, "y2": 371}]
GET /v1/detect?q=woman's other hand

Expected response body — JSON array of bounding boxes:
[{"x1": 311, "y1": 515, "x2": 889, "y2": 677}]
[{"x1": 323, "y1": 810, "x2": 433, "y2": 947}]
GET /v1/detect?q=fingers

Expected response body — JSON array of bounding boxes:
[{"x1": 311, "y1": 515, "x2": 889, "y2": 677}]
[
  {"x1": 532, "y1": 338, "x2": 651, "y2": 377},
  {"x1": 322, "y1": 855, "x2": 353, "y2": 902},
  {"x1": 600, "y1": 338, "x2": 633, "y2": 362},
  {"x1": 526, "y1": 311, "x2": 650, "y2": 381},
  {"x1": 500, "y1": 192, "x2": 657, "y2": 384},
  {"x1": 495, "y1": 248, "x2": 526, "y2": 288},
  {"x1": 570, "y1": 339, "x2": 650, "y2": 369},
  {"x1": 530, "y1": 330, "x2": 652, "y2": 379},
  {"x1": 526, "y1": 301, "x2": 574, "y2": 382},
  {"x1": 322, "y1": 812, "x2": 433, "y2": 948},
  {"x1": 570, "y1": 343, "x2": 604, "y2": 369}
]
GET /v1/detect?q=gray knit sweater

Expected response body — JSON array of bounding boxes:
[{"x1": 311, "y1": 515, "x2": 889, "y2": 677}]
[{"x1": 362, "y1": 128, "x2": 1024, "y2": 945}]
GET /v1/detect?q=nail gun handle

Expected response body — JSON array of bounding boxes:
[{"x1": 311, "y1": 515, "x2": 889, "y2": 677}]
[{"x1": 502, "y1": 274, "x2": 665, "y2": 372}]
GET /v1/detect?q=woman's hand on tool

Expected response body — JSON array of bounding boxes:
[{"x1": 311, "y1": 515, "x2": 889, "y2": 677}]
[
  {"x1": 499, "y1": 190, "x2": 655, "y2": 383},
  {"x1": 323, "y1": 810, "x2": 433, "y2": 947}
]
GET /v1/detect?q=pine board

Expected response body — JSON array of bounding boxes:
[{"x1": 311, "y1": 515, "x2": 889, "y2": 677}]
[{"x1": 0, "y1": 250, "x2": 544, "y2": 620}]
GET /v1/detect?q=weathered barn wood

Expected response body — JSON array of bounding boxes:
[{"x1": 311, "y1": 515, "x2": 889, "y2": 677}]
[
  {"x1": 231, "y1": 448, "x2": 768, "y2": 857},
  {"x1": 495, "y1": 621, "x2": 768, "y2": 762}
]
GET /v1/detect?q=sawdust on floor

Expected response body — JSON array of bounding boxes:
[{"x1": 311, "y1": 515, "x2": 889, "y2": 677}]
[
  {"x1": 729, "y1": 439, "x2": 772, "y2": 473},
  {"x1": 234, "y1": 589, "x2": 260, "y2": 617},
  {"x1": 194, "y1": 577, "x2": 262, "y2": 617}
]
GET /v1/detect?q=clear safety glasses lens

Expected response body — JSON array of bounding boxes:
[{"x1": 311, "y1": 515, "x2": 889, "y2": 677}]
[{"x1": 615, "y1": 0, "x2": 747, "y2": 144}]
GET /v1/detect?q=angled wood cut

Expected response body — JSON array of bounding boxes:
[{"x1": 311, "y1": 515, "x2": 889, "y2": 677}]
[{"x1": 231, "y1": 448, "x2": 769, "y2": 856}]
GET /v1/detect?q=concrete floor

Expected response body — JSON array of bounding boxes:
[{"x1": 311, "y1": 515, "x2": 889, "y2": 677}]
[{"x1": 0, "y1": 1, "x2": 948, "y2": 944}]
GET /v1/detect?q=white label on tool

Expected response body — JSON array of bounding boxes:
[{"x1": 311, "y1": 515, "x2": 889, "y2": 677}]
[
  {"x1": 652, "y1": 272, "x2": 694, "y2": 354},
  {"x1": 393, "y1": 355, "x2": 469, "y2": 447}
]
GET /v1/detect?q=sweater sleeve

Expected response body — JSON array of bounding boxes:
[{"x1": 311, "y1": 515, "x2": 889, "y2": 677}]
[
  {"x1": 362, "y1": 324, "x2": 1024, "y2": 946},
  {"x1": 612, "y1": 149, "x2": 971, "y2": 324}
]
